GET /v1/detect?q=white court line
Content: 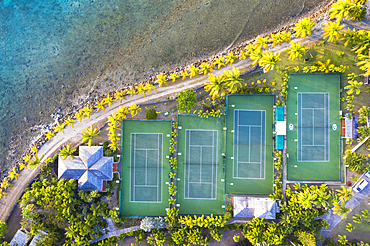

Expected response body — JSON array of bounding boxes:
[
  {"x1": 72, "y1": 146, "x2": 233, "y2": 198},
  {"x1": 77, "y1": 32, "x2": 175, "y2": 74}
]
[
  {"x1": 130, "y1": 133, "x2": 162, "y2": 203},
  {"x1": 184, "y1": 129, "x2": 217, "y2": 199},
  {"x1": 297, "y1": 93, "x2": 330, "y2": 162}
]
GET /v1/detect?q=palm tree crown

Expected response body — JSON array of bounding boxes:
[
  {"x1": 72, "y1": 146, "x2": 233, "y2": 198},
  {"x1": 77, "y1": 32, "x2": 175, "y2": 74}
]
[
  {"x1": 59, "y1": 144, "x2": 77, "y2": 160},
  {"x1": 81, "y1": 125, "x2": 101, "y2": 147},
  {"x1": 204, "y1": 74, "x2": 225, "y2": 98},
  {"x1": 286, "y1": 41, "x2": 307, "y2": 61},
  {"x1": 292, "y1": 18, "x2": 316, "y2": 38},
  {"x1": 223, "y1": 67, "x2": 244, "y2": 94},
  {"x1": 259, "y1": 51, "x2": 281, "y2": 72},
  {"x1": 322, "y1": 22, "x2": 345, "y2": 42}
]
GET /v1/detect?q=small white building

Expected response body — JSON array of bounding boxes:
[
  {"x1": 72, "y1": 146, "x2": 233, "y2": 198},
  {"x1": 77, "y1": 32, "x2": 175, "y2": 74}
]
[{"x1": 233, "y1": 196, "x2": 279, "y2": 219}]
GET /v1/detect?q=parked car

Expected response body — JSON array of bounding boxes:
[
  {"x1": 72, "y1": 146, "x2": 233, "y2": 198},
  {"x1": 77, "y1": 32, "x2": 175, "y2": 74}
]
[{"x1": 354, "y1": 179, "x2": 369, "y2": 192}]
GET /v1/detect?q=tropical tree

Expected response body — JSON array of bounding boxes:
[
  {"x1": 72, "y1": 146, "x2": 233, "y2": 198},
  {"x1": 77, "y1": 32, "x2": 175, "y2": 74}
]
[
  {"x1": 46, "y1": 131, "x2": 55, "y2": 140},
  {"x1": 333, "y1": 200, "x2": 352, "y2": 218},
  {"x1": 357, "y1": 52, "x2": 370, "y2": 76},
  {"x1": 176, "y1": 89, "x2": 197, "y2": 113},
  {"x1": 214, "y1": 56, "x2": 226, "y2": 69},
  {"x1": 316, "y1": 59, "x2": 335, "y2": 73},
  {"x1": 181, "y1": 70, "x2": 189, "y2": 80},
  {"x1": 59, "y1": 144, "x2": 77, "y2": 160},
  {"x1": 103, "y1": 94, "x2": 114, "y2": 107},
  {"x1": 322, "y1": 22, "x2": 344, "y2": 42},
  {"x1": 286, "y1": 41, "x2": 307, "y2": 60},
  {"x1": 144, "y1": 83, "x2": 157, "y2": 94},
  {"x1": 114, "y1": 90, "x2": 126, "y2": 102},
  {"x1": 346, "y1": 223, "x2": 355, "y2": 232},
  {"x1": 281, "y1": 31, "x2": 292, "y2": 43},
  {"x1": 64, "y1": 116, "x2": 76, "y2": 128},
  {"x1": 129, "y1": 104, "x2": 142, "y2": 117},
  {"x1": 0, "y1": 221, "x2": 7, "y2": 240},
  {"x1": 358, "y1": 126, "x2": 370, "y2": 137},
  {"x1": 254, "y1": 36, "x2": 269, "y2": 50},
  {"x1": 54, "y1": 122, "x2": 66, "y2": 134},
  {"x1": 189, "y1": 65, "x2": 199, "y2": 78},
  {"x1": 345, "y1": 80, "x2": 363, "y2": 95},
  {"x1": 330, "y1": 0, "x2": 366, "y2": 23},
  {"x1": 225, "y1": 51, "x2": 238, "y2": 66},
  {"x1": 199, "y1": 62, "x2": 214, "y2": 75},
  {"x1": 83, "y1": 105, "x2": 95, "y2": 119},
  {"x1": 239, "y1": 50, "x2": 248, "y2": 60},
  {"x1": 259, "y1": 51, "x2": 281, "y2": 72},
  {"x1": 269, "y1": 32, "x2": 284, "y2": 48},
  {"x1": 223, "y1": 67, "x2": 244, "y2": 94},
  {"x1": 338, "y1": 235, "x2": 348, "y2": 245},
  {"x1": 292, "y1": 18, "x2": 316, "y2": 38},
  {"x1": 136, "y1": 83, "x2": 147, "y2": 97},
  {"x1": 81, "y1": 125, "x2": 101, "y2": 147},
  {"x1": 8, "y1": 167, "x2": 19, "y2": 181},
  {"x1": 337, "y1": 186, "x2": 353, "y2": 201},
  {"x1": 250, "y1": 48, "x2": 263, "y2": 65},
  {"x1": 204, "y1": 74, "x2": 225, "y2": 98},
  {"x1": 27, "y1": 154, "x2": 45, "y2": 170},
  {"x1": 344, "y1": 149, "x2": 366, "y2": 171},
  {"x1": 244, "y1": 43, "x2": 260, "y2": 55},
  {"x1": 170, "y1": 72, "x2": 180, "y2": 82},
  {"x1": 353, "y1": 214, "x2": 363, "y2": 223},
  {"x1": 126, "y1": 86, "x2": 136, "y2": 96},
  {"x1": 155, "y1": 73, "x2": 168, "y2": 87}
]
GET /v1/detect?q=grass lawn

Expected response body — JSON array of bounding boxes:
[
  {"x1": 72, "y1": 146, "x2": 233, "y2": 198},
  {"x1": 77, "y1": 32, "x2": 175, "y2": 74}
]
[{"x1": 327, "y1": 195, "x2": 370, "y2": 243}]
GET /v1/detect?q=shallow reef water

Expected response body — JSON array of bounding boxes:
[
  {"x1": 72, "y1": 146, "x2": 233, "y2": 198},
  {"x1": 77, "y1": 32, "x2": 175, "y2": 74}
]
[{"x1": 0, "y1": 0, "x2": 327, "y2": 173}]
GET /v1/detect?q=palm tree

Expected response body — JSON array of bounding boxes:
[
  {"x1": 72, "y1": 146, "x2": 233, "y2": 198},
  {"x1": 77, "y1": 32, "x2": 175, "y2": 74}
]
[
  {"x1": 343, "y1": 27, "x2": 359, "y2": 47},
  {"x1": 136, "y1": 83, "x2": 147, "y2": 97},
  {"x1": 19, "y1": 162, "x2": 28, "y2": 170},
  {"x1": 114, "y1": 90, "x2": 126, "y2": 102},
  {"x1": 144, "y1": 83, "x2": 157, "y2": 94},
  {"x1": 129, "y1": 104, "x2": 141, "y2": 117},
  {"x1": 0, "y1": 178, "x2": 10, "y2": 190},
  {"x1": 346, "y1": 223, "x2": 355, "y2": 232},
  {"x1": 8, "y1": 167, "x2": 19, "y2": 181},
  {"x1": 330, "y1": 0, "x2": 366, "y2": 23},
  {"x1": 170, "y1": 72, "x2": 180, "y2": 82},
  {"x1": 126, "y1": 86, "x2": 136, "y2": 96},
  {"x1": 293, "y1": 18, "x2": 315, "y2": 38},
  {"x1": 268, "y1": 32, "x2": 284, "y2": 48},
  {"x1": 27, "y1": 154, "x2": 45, "y2": 170},
  {"x1": 65, "y1": 116, "x2": 75, "y2": 128},
  {"x1": 316, "y1": 59, "x2": 334, "y2": 73},
  {"x1": 333, "y1": 200, "x2": 352, "y2": 218},
  {"x1": 238, "y1": 51, "x2": 248, "y2": 60},
  {"x1": 181, "y1": 70, "x2": 189, "y2": 80},
  {"x1": 225, "y1": 51, "x2": 238, "y2": 66},
  {"x1": 54, "y1": 122, "x2": 66, "y2": 134},
  {"x1": 155, "y1": 73, "x2": 168, "y2": 87},
  {"x1": 81, "y1": 125, "x2": 101, "y2": 147},
  {"x1": 205, "y1": 74, "x2": 225, "y2": 98},
  {"x1": 338, "y1": 235, "x2": 348, "y2": 245},
  {"x1": 358, "y1": 106, "x2": 370, "y2": 122},
  {"x1": 259, "y1": 51, "x2": 281, "y2": 72},
  {"x1": 200, "y1": 62, "x2": 214, "y2": 75},
  {"x1": 286, "y1": 41, "x2": 307, "y2": 60},
  {"x1": 117, "y1": 106, "x2": 129, "y2": 119},
  {"x1": 249, "y1": 49, "x2": 263, "y2": 65},
  {"x1": 337, "y1": 186, "x2": 353, "y2": 201},
  {"x1": 46, "y1": 131, "x2": 55, "y2": 140},
  {"x1": 59, "y1": 144, "x2": 77, "y2": 160},
  {"x1": 322, "y1": 22, "x2": 344, "y2": 42},
  {"x1": 103, "y1": 94, "x2": 114, "y2": 107},
  {"x1": 94, "y1": 100, "x2": 106, "y2": 112},
  {"x1": 254, "y1": 36, "x2": 269, "y2": 50},
  {"x1": 109, "y1": 141, "x2": 119, "y2": 152},
  {"x1": 357, "y1": 52, "x2": 370, "y2": 76},
  {"x1": 345, "y1": 80, "x2": 363, "y2": 95},
  {"x1": 83, "y1": 105, "x2": 95, "y2": 118},
  {"x1": 244, "y1": 43, "x2": 260, "y2": 55},
  {"x1": 358, "y1": 126, "x2": 370, "y2": 137},
  {"x1": 214, "y1": 56, "x2": 226, "y2": 69},
  {"x1": 280, "y1": 31, "x2": 292, "y2": 44},
  {"x1": 189, "y1": 65, "x2": 199, "y2": 78},
  {"x1": 223, "y1": 67, "x2": 244, "y2": 94}
]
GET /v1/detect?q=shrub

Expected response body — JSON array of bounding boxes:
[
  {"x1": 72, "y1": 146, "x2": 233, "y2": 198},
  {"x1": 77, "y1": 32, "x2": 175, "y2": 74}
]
[
  {"x1": 347, "y1": 181, "x2": 352, "y2": 186},
  {"x1": 226, "y1": 203, "x2": 233, "y2": 212},
  {"x1": 0, "y1": 221, "x2": 7, "y2": 239},
  {"x1": 176, "y1": 88, "x2": 197, "y2": 112},
  {"x1": 146, "y1": 108, "x2": 158, "y2": 120},
  {"x1": 140, "y1": 217, "x2": 166, "y2": 232},
  {"x1": 224, "y1": 211, "x2": 232, "y2": 221},
  {"x1": 103, "y1": 141, "x2": 109, "y2": 150}
]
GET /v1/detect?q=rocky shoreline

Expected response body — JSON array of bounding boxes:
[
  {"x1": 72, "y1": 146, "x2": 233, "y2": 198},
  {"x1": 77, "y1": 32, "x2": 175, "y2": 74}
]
[{"x1": 1, "y1": 0, "x2": 334, "y2": 179}]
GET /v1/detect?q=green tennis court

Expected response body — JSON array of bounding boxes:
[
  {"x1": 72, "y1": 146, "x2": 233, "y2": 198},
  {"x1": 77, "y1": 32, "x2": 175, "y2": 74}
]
[
  {"x1": 177, "y1": 115, "x2": 225, "y2": 215},
  {"x1": 234, "y1": 110, "x2": 266, "y2": 179},
  {"x1": 130, "y1": 133, "x2": 163, "y2": 202},
  {"x1": 225, "y1": 95, "x2": 274, "y2": 195},
  {"x1": 120, "y1": 120, "x2": 172, "y2": 217},
  {"x1": 286, "y1": 74, "x2": 341, "y2": 181},
  {"x1": 184, "y1": 130, "x2": 218, "y2": 199}
]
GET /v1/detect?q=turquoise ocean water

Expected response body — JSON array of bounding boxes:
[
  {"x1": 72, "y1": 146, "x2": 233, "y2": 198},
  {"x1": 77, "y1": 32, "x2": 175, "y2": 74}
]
[{"x1": 0, "y1": 0, "x2": 326, "y2": 173}]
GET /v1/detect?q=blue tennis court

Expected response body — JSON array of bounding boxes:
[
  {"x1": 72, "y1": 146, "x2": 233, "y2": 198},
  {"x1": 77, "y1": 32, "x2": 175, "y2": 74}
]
[
  {"x1": 233, "y1": 110, "x2": 266, "y2": 179},
  {"x1": 297, "y1": 93, "x2": 329, "y2": 162}
]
